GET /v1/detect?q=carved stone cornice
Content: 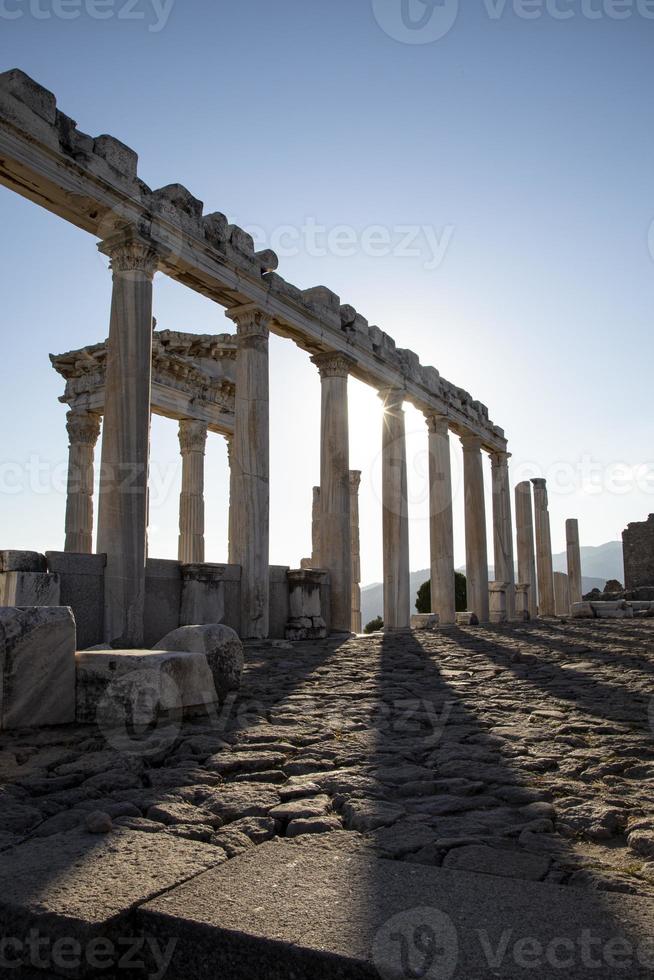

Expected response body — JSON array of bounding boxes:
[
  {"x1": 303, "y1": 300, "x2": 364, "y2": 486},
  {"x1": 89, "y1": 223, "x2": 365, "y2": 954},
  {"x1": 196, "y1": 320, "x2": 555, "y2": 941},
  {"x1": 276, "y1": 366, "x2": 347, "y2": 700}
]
[
  {"x1": 66, "y1": 409, "x2": 101, "y2": 447},
  {"x1": 311, "y1": 351, "x2": 356, "y2": 380},
  {"x1": 98, "y1": 228, "x2": 159, "y2": 278},
  {"x1": 178, "y1": 419, "x2": 208, "y2": 455}
]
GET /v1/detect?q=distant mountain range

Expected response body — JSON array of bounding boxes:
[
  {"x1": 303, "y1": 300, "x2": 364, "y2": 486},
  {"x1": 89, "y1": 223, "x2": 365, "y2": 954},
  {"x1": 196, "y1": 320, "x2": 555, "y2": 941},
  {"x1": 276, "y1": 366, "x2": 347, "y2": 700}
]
[{"x1": 360, "y1": 540, "x2": 624, "y2": 628}]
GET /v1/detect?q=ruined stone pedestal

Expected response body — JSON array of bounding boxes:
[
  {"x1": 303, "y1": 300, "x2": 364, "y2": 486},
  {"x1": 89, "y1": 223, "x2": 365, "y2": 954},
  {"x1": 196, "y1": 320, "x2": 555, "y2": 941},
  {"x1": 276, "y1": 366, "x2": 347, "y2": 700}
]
[
  {"x1": 489, "y1": 582, "x2": 508, "y2": 624},
  {"x1": 286, "y1": 569, "x2": 328, "y2": 641},
  {"x1": 0, "y1": 606, "x2": 76, "y2": 729},
  {"x1": 515, "y1": 583, "x2": 531, "y2": 622}
]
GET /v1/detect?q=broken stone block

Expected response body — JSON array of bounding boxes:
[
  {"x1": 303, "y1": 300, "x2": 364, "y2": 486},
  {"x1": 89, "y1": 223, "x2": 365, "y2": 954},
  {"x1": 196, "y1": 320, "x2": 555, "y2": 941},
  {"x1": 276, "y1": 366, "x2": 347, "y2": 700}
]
[
  {"x1": 456, "y1": 611, "x2": 479, "y2": 626},
  {"x1": 0, "y1": 69, "x2": 57, "y2": 123},
  {"x1": 152, "y1": 183, "x2": 203, "y2": 220},
  {"x1": 255, "y1": 249, "x2": 278, "y2": 272},
  {"x1": 153, "y1": 624, "x2": 243, "y2": 704},
  {"x1": 180, "y1": 563, "x2": 227, "y2": 628},
  {"x1": 75, "y1": 648, "x2": 220, "y2": 727},
  {"x1": 0, "y1": 571, "x2": 60, "y2": 607},
  {"x1": 572, "y1": 601, "x2": 596, "y2": 619},
  {"x1": 410, "y1": 614, "x2": 439, "y2": 631},
  {"x1": 0, "y1": 607, "x2": 76, "y2": 730},
  {"x1": 202, "y1": 211, "x2": 229, "y2": 247},
  {"x1": 93, "y1": 135, "x2": 138, "y2": 180}
]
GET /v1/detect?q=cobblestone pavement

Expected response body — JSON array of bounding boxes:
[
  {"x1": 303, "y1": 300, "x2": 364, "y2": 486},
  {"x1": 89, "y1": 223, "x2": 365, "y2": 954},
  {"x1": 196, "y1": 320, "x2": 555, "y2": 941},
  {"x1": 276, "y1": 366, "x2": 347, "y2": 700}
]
[{"x1": 1, "y1": 621, "x2": 654, "y2": 896}]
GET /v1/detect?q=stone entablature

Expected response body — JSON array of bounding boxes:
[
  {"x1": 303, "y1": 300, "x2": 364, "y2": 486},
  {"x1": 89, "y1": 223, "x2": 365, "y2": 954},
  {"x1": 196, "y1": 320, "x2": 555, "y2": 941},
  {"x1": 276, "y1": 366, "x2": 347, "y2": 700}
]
[
  {"x1": 0, "y1": 69, "x2": 505, "y2": 452},
  {"x1": 51, "y1": 330, "x2": 236, "y2": 433}
]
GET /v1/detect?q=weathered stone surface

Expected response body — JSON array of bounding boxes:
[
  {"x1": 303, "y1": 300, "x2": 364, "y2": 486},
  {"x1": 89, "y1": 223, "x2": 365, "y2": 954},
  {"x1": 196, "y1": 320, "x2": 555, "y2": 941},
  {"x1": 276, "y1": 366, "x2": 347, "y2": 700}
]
[
  {"x1": 75, "y1": 647, "x2": 219, "y2": 725},
  {"x1": 0, "y1": 571, "x2": 60, "y2": 607},
  {"x1": 137, "y1": 840, "x2": 654, "y2": 980},
  {"x1": 442, "y1": 844, "x2": 551, "y2": 880},
  {"x1": 410, "y1": 613, "x2": 439, "y2": 631},
  {"x1": 0, "y1": 551, "x2": 47, "y2": 573},
  {"x1": 153, "y1": 624, "x2": 243, "y2": 703},
  {"x1": 0, "y1": 607, "x2": 75, "y2": 729}
]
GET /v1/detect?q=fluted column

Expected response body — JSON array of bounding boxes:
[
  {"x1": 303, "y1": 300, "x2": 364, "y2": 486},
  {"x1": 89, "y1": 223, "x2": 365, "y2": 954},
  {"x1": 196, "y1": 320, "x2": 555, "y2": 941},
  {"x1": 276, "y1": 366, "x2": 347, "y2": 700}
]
[
  {"x1": 491, "y1": 451, "x2": 516, "y2": 620},
  {"x1": 532, "y1": 478, "x2": 555, "y2": 617},
  {"x1": 426, "y1": 413, "x2": 455, "y2": 625},
  {"x1": 64, "y1": 409, "x2": 101, "y2": 554},
  {"x1": 311, "y1": 486, "x2": 321, "y2": 567},
  {"x1": 311, "y1": 352, "x2": 354, "y2": 633},
  {"x1": 461, "y1": 434, "x2": 489, "y2": 622},
  {"x1": 225, "y1": 434, "x2": 236, "y2": 565},
  {"x1": 380, "y1": 387, "x2": 411, "y2": 631},
  {"x1": 227, "y1": 306, "x2": 271, "y2": 639},
  {"x1": 566, "y1": 518, "x2": 583, "y2": 605},
  {"x1": 349, "y1": 470, "x2": 362, "y2": 634},
  {"x1": 515, "y1": 481, "x2": 538, "y2": 618},
  {"x1": 96, "y1": 229, "x2": 158, "y2": 648},
  {"x1": 178, "y1": 420, "x2": 208, "y2": 565}
]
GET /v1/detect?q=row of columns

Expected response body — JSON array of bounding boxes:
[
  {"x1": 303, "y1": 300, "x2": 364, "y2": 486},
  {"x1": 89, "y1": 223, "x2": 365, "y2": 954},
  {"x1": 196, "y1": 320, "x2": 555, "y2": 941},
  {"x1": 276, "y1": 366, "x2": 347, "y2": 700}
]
[
  {"x1": 72, "y1": 223, "x2": 576, "y2": 643},
  {"x1": 515, "y1": 479, "x2": 583, "y2": 615}
]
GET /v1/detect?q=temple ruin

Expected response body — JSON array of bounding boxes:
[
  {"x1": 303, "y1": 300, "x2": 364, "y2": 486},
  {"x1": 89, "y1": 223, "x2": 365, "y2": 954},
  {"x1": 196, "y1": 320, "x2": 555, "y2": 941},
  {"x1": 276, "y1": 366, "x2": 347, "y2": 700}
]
[{"x1": 0, "y1": 68, "x2": 590, "y2": 660}]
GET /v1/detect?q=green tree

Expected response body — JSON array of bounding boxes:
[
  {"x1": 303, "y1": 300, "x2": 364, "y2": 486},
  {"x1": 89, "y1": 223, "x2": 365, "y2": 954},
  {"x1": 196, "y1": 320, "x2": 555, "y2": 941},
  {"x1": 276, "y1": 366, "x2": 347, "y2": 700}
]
[
  {"x1": 416, "y1": 573, "x2": 467, "y2": 614},
  {"x1": 364, "y1": 616, "x2": 384, "y2": 634}
]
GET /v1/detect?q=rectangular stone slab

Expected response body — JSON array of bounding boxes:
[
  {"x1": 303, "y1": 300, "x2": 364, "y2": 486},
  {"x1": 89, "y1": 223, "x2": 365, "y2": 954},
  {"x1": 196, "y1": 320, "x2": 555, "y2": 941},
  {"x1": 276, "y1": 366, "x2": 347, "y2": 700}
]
[
  {"x1": 0, "y1": 606, "x2": 75, "y2": 729},
  {"x1": 138, "y1": 840, "x2": 654, "y2": 979},
  {"x1": 0, "y1": 829, "x2": 225, "y2": 967}
]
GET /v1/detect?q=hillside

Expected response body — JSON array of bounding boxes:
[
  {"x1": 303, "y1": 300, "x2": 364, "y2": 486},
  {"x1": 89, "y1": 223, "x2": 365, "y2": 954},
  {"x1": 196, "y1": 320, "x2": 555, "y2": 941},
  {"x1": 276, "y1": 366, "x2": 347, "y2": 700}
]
[{"x1": 360, "y1": 540, "x2": 624, "y2": 627}]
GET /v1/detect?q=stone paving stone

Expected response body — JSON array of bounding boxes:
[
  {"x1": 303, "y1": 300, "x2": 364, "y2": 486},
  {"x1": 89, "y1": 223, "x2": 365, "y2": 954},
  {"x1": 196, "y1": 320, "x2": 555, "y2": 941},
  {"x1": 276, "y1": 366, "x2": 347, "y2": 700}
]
[{"x1": 137, "y1": 839, "x2": 654, "y2": 979}]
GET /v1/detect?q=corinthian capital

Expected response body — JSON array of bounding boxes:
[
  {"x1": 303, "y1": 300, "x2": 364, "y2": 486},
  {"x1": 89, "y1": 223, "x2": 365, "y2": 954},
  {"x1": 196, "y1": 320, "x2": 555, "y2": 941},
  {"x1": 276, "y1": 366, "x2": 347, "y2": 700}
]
[
  {"x1": 349, "y1": 470, "x2": 362, "y2": 493},
  {"x1": 311, "y1": 351, "x2": 356, "y2": 379},
  {"x1": 226, "y1": 304, "x2": 271, "y2": 339},
  {"x1": 490, "y1": 450, "x2": 511, "y2": 469},
  {"x1": 98, "y1": 227, "x2": 159, "y2": 278},
  {"x1": 179, "y1": 419, "x2": 208, "y2": 455},
  {"x1": 66, "y1": 409, "x2": 101, "y2": 448}
]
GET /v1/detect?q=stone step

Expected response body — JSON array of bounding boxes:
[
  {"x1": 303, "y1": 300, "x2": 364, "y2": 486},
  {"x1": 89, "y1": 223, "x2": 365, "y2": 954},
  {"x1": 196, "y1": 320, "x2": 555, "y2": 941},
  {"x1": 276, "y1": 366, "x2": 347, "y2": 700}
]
[{"x1": 137, "y1": 839, "x2": 654, "y2": 979}]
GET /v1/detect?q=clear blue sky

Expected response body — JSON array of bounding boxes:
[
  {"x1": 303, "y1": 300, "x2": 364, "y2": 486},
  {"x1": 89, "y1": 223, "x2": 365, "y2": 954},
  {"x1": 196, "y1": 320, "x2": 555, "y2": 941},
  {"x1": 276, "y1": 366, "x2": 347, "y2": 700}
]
[{"x1": 1, "y1": 0, "x2": 653, "y2": 585}]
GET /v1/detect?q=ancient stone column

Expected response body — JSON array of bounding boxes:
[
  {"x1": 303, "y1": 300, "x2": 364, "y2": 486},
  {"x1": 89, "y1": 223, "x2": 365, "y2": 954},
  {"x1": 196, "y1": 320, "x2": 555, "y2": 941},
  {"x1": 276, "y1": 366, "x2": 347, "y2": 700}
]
[
  {"x1": 178, "y1": 419, "x2": 208, "y2": 565},
  {"x1": 461, "y1": 434, "x2": 489, "y2": 623},
  {"x1": 515, "y1": 481, "x2": 538, "y2": 618},
  {"x1": 349, "y1": 470, "x2": 362, "y2": 634},
  {"x1": 531, "y1": 478, "x2": 556, "y2": 617},
  {"x1": 96, "y1": 230, "x2": 158, "y2": 647},
  {"x1": 225, "y1": 434, "x2": 236, "y2": 565},
  {"x1": 553, "y1": 571, "x2": 571, "y2": 616},
  {"x1": 227, "y1": 306, "x2": 271, "y2": 639},
  {"x1": 311, "y1": 486, "x2": 321, "y2": 567},
  {"x1": 426, "y1": 413, "x2": 455, "y2": 625},
  {"x1": 64, "y1": 409, "x2": 101, "y2": 555},
  {"x1": 380, "y1": 387, "x2": 411, "y2": 631},
  {"x1": 311, "y1": 352, "x2": 354, "y2": 633},
  {"x1": 490, "y1": 451, "x2": 516, "y2": 620},
  {"x1": 566, "y1": 518, "x2": 583, "y2": 605}
]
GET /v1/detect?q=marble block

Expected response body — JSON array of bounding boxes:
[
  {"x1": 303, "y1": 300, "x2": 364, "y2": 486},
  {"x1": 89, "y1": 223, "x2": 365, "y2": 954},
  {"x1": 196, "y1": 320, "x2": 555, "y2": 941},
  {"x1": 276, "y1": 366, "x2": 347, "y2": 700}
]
[
  {"x1": 0, "y1": 606, "x2": 76, "y2": 729},
  {"x1": 154, "y1": 624, "x2": 243, "y2": 704},
  {"x1": 410, "y1": 614, "x2": 439, "y2": 631},
  {"x1": 0, "y1": 571, "x2": 60, "y2": 607}
]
